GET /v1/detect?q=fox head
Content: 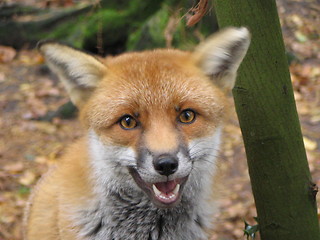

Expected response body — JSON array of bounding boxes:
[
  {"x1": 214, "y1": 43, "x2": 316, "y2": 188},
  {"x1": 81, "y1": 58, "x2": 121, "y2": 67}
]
[{"x1": 39, "y1": 27, "x2": 250, "y2": 208}]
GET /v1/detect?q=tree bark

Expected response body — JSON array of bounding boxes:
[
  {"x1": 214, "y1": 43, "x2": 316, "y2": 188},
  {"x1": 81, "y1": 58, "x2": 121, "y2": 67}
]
[{"x1": 213, "y1": 0, "x2": 320, "y2": 239}]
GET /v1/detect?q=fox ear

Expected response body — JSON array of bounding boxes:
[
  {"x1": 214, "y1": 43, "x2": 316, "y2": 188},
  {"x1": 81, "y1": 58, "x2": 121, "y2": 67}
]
[
  {"x1": 193, "y1": 27, "x2": 250, "y2": 90},
  {"x1": 38, "y1": 42, "x2": 107, "y2": 108}
]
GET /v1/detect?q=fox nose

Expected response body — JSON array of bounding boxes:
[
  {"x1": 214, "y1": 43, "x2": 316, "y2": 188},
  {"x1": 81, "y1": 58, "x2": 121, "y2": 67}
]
[{"x1": 153, "y1": 155, "x2": 178, "y2": 176}]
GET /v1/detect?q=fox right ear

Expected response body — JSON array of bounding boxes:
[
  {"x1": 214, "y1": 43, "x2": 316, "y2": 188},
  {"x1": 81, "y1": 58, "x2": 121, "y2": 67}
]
[
  {"x1": 38, "y1": 42, "x2": 107, "y2": 108},
  {"x1": 193, "y1": 27, "x2": 250, "y2": 90}
]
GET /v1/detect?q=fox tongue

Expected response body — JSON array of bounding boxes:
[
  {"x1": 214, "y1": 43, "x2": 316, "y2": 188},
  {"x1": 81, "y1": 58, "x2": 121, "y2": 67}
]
[
  {"x1": 152, "y1": 179, "x2": 182, "y2": 204},
  {"x1": 155, "y1": 180, "x2": 176, "y2": 194}
]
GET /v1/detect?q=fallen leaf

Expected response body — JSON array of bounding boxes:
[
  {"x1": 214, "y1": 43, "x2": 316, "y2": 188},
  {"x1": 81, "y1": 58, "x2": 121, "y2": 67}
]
[
  {"x1": 0, "y1": 46, "x2": 16, "y2": 63},
  {"x1": 35, "y1": 156, "x2": 49, "y2": 164},
  {"x1": 310, "y1": 114, "x2": 320, "y2": 123},
  {"x1": 36, "y1": 87, "x2": 60, "y2": 97},
  {"x1": 3, "y1": 163, "x2": 24, "y2": 174},
  {"x1": 303, "y1": 137, "x2": 317, "y2": 151},
  {"x1": 19, "y1": 170, "x2": 36, "y2": 186},
  {"x1": 0, "y1": 72, "x2": 5, "y2": 83},
  {"x1": 33, "y1": 122, "x2": 57, "y2": 134},
  {"x1": 18, "y1": 51, "x2": 44, "y2": 65},
  {"x1": 19, "y1": 83, "x2": 33, "y2": 92},
  {"x1": 25, "y1": 96, "x2": 49, "y2": 118},
  {"x1": 290, "y1": 14, "x2": 303, "y2": 27}
]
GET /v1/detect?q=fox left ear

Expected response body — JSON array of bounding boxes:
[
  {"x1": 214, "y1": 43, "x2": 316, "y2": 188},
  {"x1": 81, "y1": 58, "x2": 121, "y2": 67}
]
[
  {"x1": 193, "y1": 27, "x2": 250, "y2": 90},
  {"x1": 38, "y1": 41, "x2": 107, "y2": 108}
]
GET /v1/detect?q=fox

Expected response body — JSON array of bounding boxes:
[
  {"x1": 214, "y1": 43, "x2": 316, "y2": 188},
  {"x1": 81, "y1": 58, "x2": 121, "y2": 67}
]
[{"x1": 23, "y1": 27, "x2": 250, "y2": 240}]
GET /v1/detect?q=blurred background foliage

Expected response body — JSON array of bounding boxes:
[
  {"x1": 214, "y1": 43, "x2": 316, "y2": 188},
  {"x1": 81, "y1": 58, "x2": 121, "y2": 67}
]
[{"x1": 0, "y1": 0, "x2": 218, "y2": 54}]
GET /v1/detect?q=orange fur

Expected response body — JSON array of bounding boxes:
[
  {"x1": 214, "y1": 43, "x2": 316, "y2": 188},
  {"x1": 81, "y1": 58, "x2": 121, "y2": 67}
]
[{"x1": 24, "y1": 139, "x2": 94, "y2": 239}]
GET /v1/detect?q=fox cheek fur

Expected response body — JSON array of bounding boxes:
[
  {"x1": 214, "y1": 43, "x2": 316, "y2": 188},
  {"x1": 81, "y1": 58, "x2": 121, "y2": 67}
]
[{"x1": 24, "y1": 27, "x2": 250, "y2": 240}]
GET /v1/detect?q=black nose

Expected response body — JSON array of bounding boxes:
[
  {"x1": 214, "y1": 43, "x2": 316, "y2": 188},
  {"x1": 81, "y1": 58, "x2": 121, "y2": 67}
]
[{"x1": 153, "y1": 155, "x2": 178, "y2": 176}]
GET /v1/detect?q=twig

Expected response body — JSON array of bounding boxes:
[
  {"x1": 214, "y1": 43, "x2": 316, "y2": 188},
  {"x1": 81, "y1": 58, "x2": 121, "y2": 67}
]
[{"x1": 186, "y1": 0, "x2": 209, "y2": 27}]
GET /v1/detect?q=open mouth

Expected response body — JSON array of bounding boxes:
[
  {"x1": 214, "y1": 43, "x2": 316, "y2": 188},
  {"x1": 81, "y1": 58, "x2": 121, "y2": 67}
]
[
  {"x1": 152, "y1": 179, "x2": 181, "y2": 204},
  {"x1": 128, "y1": 168, "x2": 188, "y2": 207}
]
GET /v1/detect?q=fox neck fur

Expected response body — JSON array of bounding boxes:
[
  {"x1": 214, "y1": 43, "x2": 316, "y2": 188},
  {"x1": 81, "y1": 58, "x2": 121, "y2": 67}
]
[{"x1": 72, "y1": 129, "x2": 221, "y2": 240}]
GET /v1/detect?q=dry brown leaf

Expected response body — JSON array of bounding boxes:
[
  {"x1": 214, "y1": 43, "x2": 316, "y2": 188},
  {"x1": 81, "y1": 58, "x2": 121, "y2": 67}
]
[
  {"x1": 18, "y1": 51, "x2": 44, "y2": 65},
  {"x1": 19, "y1": 170, "x2": 36, "y2": 186},
  {"x1": 0, "y1": 72, "x2": 5, "y2": 83},
  {"x1": 3, "y1": 162, "x2": 24, "y2": 174},
  {"x1": 28, "y1": 121, "x2": 57, "y2": 134},
  {"x1": 186, "y1": 0, "x2": 209, "y2": 27},
  {"x1": 25, "y1": 96, "x2": 49, "y2": 119},
  {"x1": 35, "y1": 156, "x2": 49, "y2": 164},
  {"x1": 0, "y1": 46, "x2": 16, "y2": 63},
  {"x1": 310, "y1": 114, "x2": 320, "y2": 123}
]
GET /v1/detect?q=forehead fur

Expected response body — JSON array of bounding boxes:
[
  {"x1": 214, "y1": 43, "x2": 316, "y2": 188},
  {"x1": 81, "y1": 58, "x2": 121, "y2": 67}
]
[{"x1": 82, "y1": 49, "x2": 226, "y2": 128}]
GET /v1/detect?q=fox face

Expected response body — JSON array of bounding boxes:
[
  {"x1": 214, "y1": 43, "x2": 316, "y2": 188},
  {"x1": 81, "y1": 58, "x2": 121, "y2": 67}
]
[
  {"x1": 84, "y1": 50, "x2": 227, "y2": 207},
  {"x1": 39, "y1": 28, "x2": 250, "y2": 209}
]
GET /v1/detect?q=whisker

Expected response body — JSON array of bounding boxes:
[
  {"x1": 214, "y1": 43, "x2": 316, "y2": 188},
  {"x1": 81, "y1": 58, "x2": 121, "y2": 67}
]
[
  {"x1": 188, "y1": 139, "x2": 214, "y2": 151},
  {"x1": 190, "y1": 148, "x2": 220, "y2": 159}
]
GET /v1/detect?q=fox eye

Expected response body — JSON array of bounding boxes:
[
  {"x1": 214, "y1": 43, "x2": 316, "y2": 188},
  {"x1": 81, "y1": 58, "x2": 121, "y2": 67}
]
[
  {"x1": 178, "y1": 109, "x2": 196, "y2": 124},
  {"x1": 119, "y1": 115, "x2": 138, "y2": 130}
]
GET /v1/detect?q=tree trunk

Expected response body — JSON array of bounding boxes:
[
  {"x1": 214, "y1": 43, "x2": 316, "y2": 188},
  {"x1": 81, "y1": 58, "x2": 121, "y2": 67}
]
[{"x1": 213, "y1": 0, "x2": 320, "y2": 239}]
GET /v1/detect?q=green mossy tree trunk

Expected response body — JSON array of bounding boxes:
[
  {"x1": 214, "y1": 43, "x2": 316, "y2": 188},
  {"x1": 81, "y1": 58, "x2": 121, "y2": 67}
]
[{"x1": 213, "y1": 0, "x2": 320, "y2": 239}]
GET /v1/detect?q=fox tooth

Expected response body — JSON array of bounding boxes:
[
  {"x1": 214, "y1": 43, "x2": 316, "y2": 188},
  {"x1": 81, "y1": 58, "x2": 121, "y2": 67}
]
[
  {"x1": 173, "y1": 184, "x2": 180, "y2": 195},
  {"x1": 152, "y1": 184, "x2": 162, "y2": 196}
]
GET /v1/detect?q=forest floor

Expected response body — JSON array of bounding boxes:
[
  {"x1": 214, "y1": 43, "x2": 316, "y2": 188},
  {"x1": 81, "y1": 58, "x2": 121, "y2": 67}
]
[{"x1": 0, "y1": 0, "x2": 320, "y2": 239}]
